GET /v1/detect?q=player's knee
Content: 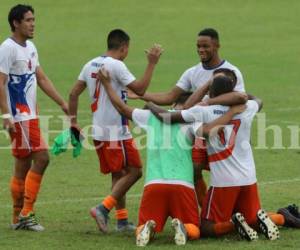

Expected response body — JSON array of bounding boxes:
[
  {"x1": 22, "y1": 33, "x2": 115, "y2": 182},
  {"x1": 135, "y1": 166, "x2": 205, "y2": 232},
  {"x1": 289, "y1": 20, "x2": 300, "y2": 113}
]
[{"x1": 35, "y1": 152, "x2": 50, "y2": 168}]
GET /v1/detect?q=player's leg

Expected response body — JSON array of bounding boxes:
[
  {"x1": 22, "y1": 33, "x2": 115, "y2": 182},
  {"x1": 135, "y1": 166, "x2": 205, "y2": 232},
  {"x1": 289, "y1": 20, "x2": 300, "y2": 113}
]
[
  {"x1": 235, "y1": 184, "x2": 279, "y2": 240},
  {"x1": 277, "y1": 204, "x2": 300, "y2": 228},
  {"x1": 112, "y1": 171, "x2": 136, "y2": 232},
  {"x1": 9, "y1": 119, "x2": 47, "y2": 231},
  {"x1": 169, "y1": 185, "x2": 200, "y2": 245},
  {"x1": 91, "y1": 139, "x2": 142, "y2": 232},
  {"x1": 201, "y1": 186, "x2": 247, "y2": 238},
  {"x1": 10, "y1": 156, "x2": 31, "y2": 228},
  {"x1": 192, "y1": 138, "x2": 208, "y2": 208},
  {"x1": 136, "y1": 184, "x2": 169, "y2": 246}
]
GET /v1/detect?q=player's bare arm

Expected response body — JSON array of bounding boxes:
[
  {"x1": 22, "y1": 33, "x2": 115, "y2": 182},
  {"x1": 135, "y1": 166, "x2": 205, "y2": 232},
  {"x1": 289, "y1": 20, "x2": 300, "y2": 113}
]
[
  {"x1": 127, "y1": 44, "x2": 163, "y2": 96},
  {"x1": 138, "y1": 86, "x2": 185, "y2": 105},
  {"x1": 68, "y1": 80, "x2": 86, "y2": 126},
  {"x1": 199, "y1": 104, "x2": 246, "y2": 137},
  {"x1": 98, "y1": 68, "x2": 134, "y2": 120},
  {"x1": 0, "y1": 72, "x2": 15, "y2": 132},
  {"x1": 182, "y1": 81, "x2": 210, "y2": 109},
  {"x1": 145, "y1": 102, "x2": 184, "y2": 123},
  {"x1": 36, "y1": 66, "x2": 69, "y2": 114},
  {"x1": 205, "y1": 91, "x2": 248, "y2": 106}
]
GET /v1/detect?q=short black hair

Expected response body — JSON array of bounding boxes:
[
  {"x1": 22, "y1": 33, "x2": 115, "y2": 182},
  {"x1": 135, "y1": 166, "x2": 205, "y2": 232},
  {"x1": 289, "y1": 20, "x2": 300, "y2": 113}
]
[
  {"x1": 209, "y1": 75, "x2": 235, "y2": 98},
  {"x1": 107, "y1": 29, "x2": 130, "y2": 50},
  {"x1": 198, "y1": 28, "x2": 219, "y2": 41},
  {"x1": 8, "y1": 4, "x2": 34, "y2": 32},
  {"x1": 213, "y1": 68, "x2": 237, "y2": 86}
]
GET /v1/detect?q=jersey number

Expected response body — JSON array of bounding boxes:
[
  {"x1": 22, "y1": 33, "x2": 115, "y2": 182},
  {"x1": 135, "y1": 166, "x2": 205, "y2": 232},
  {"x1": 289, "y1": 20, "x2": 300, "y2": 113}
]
[
  {"x1": 208, "y1": 119, "x2": 241, "y2": 162},
  {"x1": 91, "y1": 73, "x2": 100, "y2": 112}
]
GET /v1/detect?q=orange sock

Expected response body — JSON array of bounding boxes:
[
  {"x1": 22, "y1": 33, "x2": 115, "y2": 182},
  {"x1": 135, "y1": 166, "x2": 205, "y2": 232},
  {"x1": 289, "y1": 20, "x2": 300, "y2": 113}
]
[
  {"x1": 195, "y1": 177, "x2": 207, "y2": 207},
  {"x1": 10, "y1": 176, "x2": 25, "y2": 223},
  {"x1": 184, "y1": 223, "x2": 200, "y2": 240},
  {"x1": 213, "y1": 221, "x2": 235, "y2": 236},
  {"x1": 269, "y1": 213, "x2": 285, "y2": 226},
  {"x1": 102, "y1": 195, "x2": 117, "y2": 211},
  {"x1": 21, "y1": 170, "x2": 43, "y2": 216},
  {"x1": 115, "y1": 209, "x2": 128, "y2": 220}
]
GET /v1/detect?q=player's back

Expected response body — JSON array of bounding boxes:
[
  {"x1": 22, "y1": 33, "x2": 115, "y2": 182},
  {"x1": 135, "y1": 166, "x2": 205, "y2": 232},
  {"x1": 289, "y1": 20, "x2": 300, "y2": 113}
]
[
  {"x1": 202, "y1": 100, "x2": 259, "y2": 187},
  {"x1": 78, "y1": 56, "x2": 135, "y2": 141}
]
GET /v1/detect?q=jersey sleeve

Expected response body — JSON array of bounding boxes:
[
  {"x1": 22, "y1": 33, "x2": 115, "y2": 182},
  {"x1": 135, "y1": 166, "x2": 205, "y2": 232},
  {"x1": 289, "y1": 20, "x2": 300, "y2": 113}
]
[
  {"x1": 0, "y1": 44, "x2": 15, "y2": 75},
  {"x1": 115, "y1": 61, "x2": 136, "y2": 87},
  {"x1": 78, "y1": 62, "x2": 90, "y2": 82},
  {"x1": 132, "y1": 109, "x2": 151, "y2": 130},
  {"x1": 242, "y1": 100, "x2": 259, "y2": 119},
  {"x1": 181, "y1": 105, "x2": 207, "y2": 123},
  {"x1": 176, "y1": 67, "x2": 193, "y2": 92},
  {"x1": 233, "y1": 68, "x2": 245, "y2": 92}
]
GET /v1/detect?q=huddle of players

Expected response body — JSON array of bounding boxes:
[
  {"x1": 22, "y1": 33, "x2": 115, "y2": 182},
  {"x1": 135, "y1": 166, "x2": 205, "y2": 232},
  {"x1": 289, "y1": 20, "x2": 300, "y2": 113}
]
[{"x1": 1, "y1": 4, "x2": 300, "y2": 246}]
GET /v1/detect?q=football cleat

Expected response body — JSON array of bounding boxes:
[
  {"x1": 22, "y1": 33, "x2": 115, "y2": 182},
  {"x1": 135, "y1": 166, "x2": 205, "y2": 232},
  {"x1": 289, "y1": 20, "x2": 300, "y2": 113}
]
[
  {"x1": 232, "y1": 212, "x2": 258, "y2": 241},
  {"x1": 116, "y1": 222, "x2": 136, "y2": 232},
  {"x1": 136, "y1": 220, "x2": 156, "y2": 247},
  {"x1": 90, "y1": 206, "x2": 109, "y2": 233},
  {"x1": 257, "y1": 209, "x2": 280, "y2": 240},
  {"x1": 278, "y1": 204, "x2": 300, "y2": 228},
  {"x1": 17, "y1": 212, "x2": 45, "y2": 232},
  {"x1": 171, "y1": 218, "x2": 187, "y2": 245}
]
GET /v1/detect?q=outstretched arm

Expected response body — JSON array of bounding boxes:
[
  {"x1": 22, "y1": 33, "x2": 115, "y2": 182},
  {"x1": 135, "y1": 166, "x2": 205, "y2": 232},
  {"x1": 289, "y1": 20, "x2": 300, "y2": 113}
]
[
  {"x1": 127, "y1": 44, "x2": 163, "y2": 96},
  {"x1": 145, "y1": 102, "x2": 184, "y2": 123},
  {"x1": 182, "y1": 82, "x2": 210, "y2": 109},
  {"x1": 98, "y1": 69, "x2": 134, "y2": 120},
  {"x1": 205, "y1": 91, "x2": 248, "y2": 106}
]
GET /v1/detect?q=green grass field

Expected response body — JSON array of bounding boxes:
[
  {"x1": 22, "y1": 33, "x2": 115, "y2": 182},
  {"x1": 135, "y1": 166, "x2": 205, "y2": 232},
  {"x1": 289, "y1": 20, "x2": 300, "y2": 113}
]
[{"x1": 1, "y1": 0, "x2": 300, "y2": 249}]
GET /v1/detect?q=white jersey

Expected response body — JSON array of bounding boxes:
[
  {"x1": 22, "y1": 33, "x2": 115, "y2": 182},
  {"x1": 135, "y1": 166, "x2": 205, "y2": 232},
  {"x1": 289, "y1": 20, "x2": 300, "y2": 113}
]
[
  {"x1": 176, "y1": 60, "x2": 245, "y2": 93},
  {"x1": 78, "y1": 56, "x2": 136, "y2": 141},
  {"x1": 181, "y1": 100, "x2": 259, "y2": 187},
  {"x1": 0, "y1": 38, "x2": 39, "y2": 122}
]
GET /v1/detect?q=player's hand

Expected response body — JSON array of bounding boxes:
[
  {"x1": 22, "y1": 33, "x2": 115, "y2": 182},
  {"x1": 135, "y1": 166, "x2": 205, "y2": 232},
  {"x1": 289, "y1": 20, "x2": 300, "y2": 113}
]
[
  {"x1": 70, "y1": 123, "x2": 84, "y2": 142},
  {"x1": 196, "y1": 101, "x2": 208, "y2": 106},
  {"x1": 97, "y1": 68, "x2": 111, "y2": 86},
  {"x1": 3, "y1": 118, "x2": 16, "y2": 134},
  {"x1": 60, "y1": 102, "x2": 69, "y2": 115},
  {"x1": 230, "y1": 104, "x2": 246, "y2": 114},
  {"x1": 145, "y1": 43, "x2": 163, "y2": 65},
  {"x1": 127, "y1": 88, "x2": 141, "y2": 99}
]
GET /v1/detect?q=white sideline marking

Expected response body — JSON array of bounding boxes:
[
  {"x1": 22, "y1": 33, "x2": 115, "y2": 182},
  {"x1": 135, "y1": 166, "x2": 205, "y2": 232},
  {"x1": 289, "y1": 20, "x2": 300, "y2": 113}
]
[{"x1": 0, "y1": 178, "x2": 300, "y2": 208}]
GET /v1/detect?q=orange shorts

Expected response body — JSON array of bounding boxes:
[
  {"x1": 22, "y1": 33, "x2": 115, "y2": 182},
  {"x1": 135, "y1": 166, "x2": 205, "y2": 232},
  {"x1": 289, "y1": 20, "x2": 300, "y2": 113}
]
[
  {"x1": 9, "y1": 119, "x2": 47, "y2": 159},
  {"x1": 93, "y1": 138, "x2": 142, "y2": 174},
  {"x1": 201, "y1": 183, "x2": 261, "y2": 225},
  {"x1": 192, "y1": 138, "x2": 210, "y2": 171},
  {"x1": 138, "y1": 183, "x2": 200, "y2": 232}
]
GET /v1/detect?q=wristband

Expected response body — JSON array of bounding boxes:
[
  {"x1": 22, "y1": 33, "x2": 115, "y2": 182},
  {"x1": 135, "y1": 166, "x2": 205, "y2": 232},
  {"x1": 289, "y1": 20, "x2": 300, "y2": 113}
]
[{"x1": 2, "y1": 113, "x2": 12, "y2": 119}]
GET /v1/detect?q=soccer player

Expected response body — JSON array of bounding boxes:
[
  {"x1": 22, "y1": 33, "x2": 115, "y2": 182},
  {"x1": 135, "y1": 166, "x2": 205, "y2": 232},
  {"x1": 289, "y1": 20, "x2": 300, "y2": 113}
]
[
  {"x1": 97, "y1": 68, "x2": 245, "y2": 246},
  {"x1": 68, "y1": 29, "x2": 163, "y2": 233},
  {"x1": 129, "y1": 28, "x2": 247, "y2": 207},
  {"x1": 0, "y1": 4, "x2": 68, "y2": 231}
]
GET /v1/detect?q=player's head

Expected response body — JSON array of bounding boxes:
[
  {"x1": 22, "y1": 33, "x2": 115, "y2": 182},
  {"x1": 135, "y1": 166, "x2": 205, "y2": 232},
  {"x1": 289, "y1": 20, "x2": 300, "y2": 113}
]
[
  {"x1": 107, "y1": 29, "x2": 130, "y2": 60},
  {"x1": 172, "y1": 92, "x2": 192, "y2": 110},
  {"x1": 197, "y1": 28, "x2": 220, "y2": 64},
  {"x1": 213, "y1": 68, "x2": 237, "y2": 86},
  {"x1": 209, "y1": 75, "x2": 235, "y2": 98},
  {"x1": 8, "y1": 4, "x2": 35, "y2": 38}
]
